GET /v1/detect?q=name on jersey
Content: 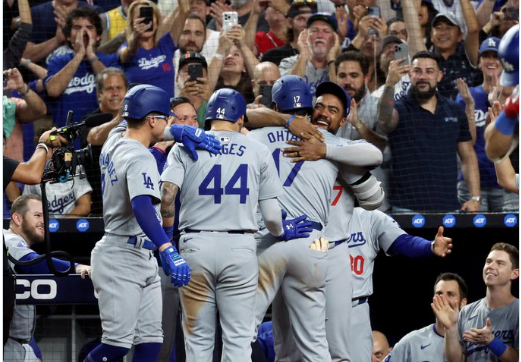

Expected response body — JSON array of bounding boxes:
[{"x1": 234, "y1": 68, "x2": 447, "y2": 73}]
[
  {"x1": 266, "y1": 130, "x2": 301, "y2": 144},
  {"x1": 346, "y1": 231, "x2": 367, "y2": 248},
  {"x1": 47, "y1": 190, "x2": 77, "y2": 214},
  {"x1": 138, "y1": 55, "x2": 167, "y2": 70},
  {"x1": 64, "y1": 73, "x2": 95, "y2": 94},
  {"x1": 209, "y1": 143, "x2": 246, "y2": 157},
  {"x1": 99, "y1": 152, "x2": 118, "y2": 185}
]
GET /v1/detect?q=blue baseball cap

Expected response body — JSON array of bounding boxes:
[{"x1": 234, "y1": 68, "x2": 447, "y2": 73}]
[
  {"x1": 316, "y1": 81, "x2": 351, "y2": 117},
  {"x1": 307, "y1": 12, "x2": 338, "y2": 32},
  {"x1": 479, "y1": 37, "x2": 500, "y2": 55}
]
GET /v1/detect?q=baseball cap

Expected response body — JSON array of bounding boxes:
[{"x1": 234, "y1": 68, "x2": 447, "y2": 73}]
[
  {"x1": 380, "y1": 35, "x2": 403, "y2": 52},
  {"x1": 178, "y1": 51, "x2": 208, "y2": 71},
  {"x1": 316, "y1": 81, "x2": 351, "y2": 117},
  {"x1": 307, "y1": 12, "x2": 338, "y2": 32},
  {"x1": 287, "y1": 0, "x2": 318, "y2": 18},
  {"x1": 479, "y1": 37, "x2": 500, "y2": 55},
  {"x1": 432, "y1": 13, "x2": 461, "y2": 29}
]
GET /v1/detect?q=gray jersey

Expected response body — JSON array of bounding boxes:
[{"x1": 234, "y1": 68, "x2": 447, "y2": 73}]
[
  {"x1": 345, "y1": 208, "x2": 406, "y2": 298},
  {"x1": 248, "y1": 127, "x2": 360, "y2": 224},
  {"x1": 384, "y1": 324, "x2": 446, "y2": 362},
  {"x1": 162, "y1": 131, "x2": 283, "y2": 231},
  {"x1": 323, "y1": 181, "x2": 356, "y2": 241},
  {"x1": 458, "y1": 298, "x2": 519, "y2": 361},
  {"x1": 99, "y1": 123, "x2": 162, "y2": 235}
]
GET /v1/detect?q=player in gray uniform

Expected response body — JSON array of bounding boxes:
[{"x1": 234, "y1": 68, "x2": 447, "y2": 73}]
[
  {"x1": 432, "y1": 242, "x2": 519, "y2": 362},
  {"x1": 383, "y1": 272, "x2": 468, "y2": 362},
  {"x1": 87, "y1": 84, "x2": 220, "y2": 362},
  {"x1": 249, "y1": 77, "x2": 384, "y2": 362},
  {"x1": 4, "y1": 195, "x2": 90, "y2": 362},
  {"x1": 160, "y1": 88, "x2": 312, "y2": 362}
]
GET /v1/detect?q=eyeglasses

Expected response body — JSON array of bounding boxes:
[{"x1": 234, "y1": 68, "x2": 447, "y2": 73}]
[{"x1": 146, "y1": 115, "x2": 169, "y2": 122}]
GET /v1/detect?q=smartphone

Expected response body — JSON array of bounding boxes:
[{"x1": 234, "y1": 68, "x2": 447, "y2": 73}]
[
  {"x1": 139, "y1": 6, "x2": 154, "y2": 31},
  {"x1": 222, "y1": 11, "x2": 239, "y2": 32},
  {"x1": 188, "y1": 63, "x2": 204, "y2": 84},
  {"x1": 259, "y1": 84, "x2": 273, "y2": 107},
  {"x1": 394, "y1": 43, "x2": 410, "y2": 65},
  {"x1": 366, "y1": 5, "x2": 380, "y2": 18}
]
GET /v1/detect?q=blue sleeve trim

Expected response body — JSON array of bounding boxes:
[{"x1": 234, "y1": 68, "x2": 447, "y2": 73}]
[
  {"x1": 131, "y1": 195, "x2": 169, "y2": 249},
  {"x1": 18, "y1": 253, "x2": 75, "y2": 274},
  {"x1": 387, "y1": 234, "x2": 433, "y2": 258}
]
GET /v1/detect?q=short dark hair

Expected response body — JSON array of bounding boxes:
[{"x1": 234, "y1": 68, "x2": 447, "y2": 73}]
[
  {"x1": 170, "y1": 96, "x2": 194, "y2": 110},
  {"x1": 411, "y1": 50, "x2": 441, "y2": 69},
  {"x1": 491, "y1": 242, "x2": 519, "y2": 269},
  {"x1": 96, "y1": 68, "x2": 129, "y2": 95},
  {"x1": 335, "y1": 51, "x2": 369, "y2": 76},
  {"x1": 387, "y1": 16, "x2": 404, "y2": 27},
  {"x1": 63, "y1": 7, "x2": 103, "y2": 48},
  {"x1": 434, "y1": 272, "x2": 468, "y2": 301},
  {"x1": 10, "y1": 195, "x2": 42, "y2": 222}
]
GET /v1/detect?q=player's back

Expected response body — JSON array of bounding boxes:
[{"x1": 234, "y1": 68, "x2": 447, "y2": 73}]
[
  {"x1": 163, "y1": 131, "x2": 282, "y2": 232},
  {"x1": 100, "y1": 124, "x2": 161, "y2": 235},
  {"x1": 249, "y1": 127, "x2": 341, "y2": 225}
]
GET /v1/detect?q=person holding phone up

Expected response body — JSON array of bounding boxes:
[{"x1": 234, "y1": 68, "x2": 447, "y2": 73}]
[{"x1": 118, "y1": 0, "x2": 190, "y2": 97}]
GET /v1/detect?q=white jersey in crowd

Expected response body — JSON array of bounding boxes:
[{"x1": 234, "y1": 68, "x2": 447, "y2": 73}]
[
  {"x1": 99, "y1": 122, "x2": 162, "y2": 235},
  {"x1": 22, "y1": 167, "x2": 92, "y2": 216},
  {"x1": 458, "y1": 298, "x2": 519, "y2": 362},
  {"x1": 345, "y1": 208, "x2": 406, "y2": 298},
  {"x1": 248, "y1": 127, "x2": 362, "y2": 225},
  {"x1": 383, "y1": 324, "x2": 446, "y2": 362},
  {"x1": 162, "y1": 131, "x2": 283, "y2": 231}
]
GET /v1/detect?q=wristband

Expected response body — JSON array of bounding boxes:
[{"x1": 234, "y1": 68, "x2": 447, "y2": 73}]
[
  {"x1": 285, "y1": 115, "x2": 295, "y2": 128},
  {"x1": 494, "y1": 112, "x2": 518, "y2": 136},
  {"x1": 18, "y1": 84, "x2": 30, "y2": 97},
  {"x1": 24, "y1": 59, "x2": 31, "y2": 67},
  {"x1": 488, "y1": 337, "x2": 507, "y2": 357},
  {"x1": 36, "y1": 142, "x2": 49, "y2": 153}
]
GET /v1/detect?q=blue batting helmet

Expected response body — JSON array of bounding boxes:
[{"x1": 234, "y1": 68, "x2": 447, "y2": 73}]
[
  {"x1": 498, "y1": 24, "x2": 519, "y2": 87},
  {"x1": 121, "y1": 84, "x2": 175, "y2": 119},
  {"x1": 272, "y1": 75, "x2": 313, "y2": 113},
  {"x1": 205, "y1": 88, "x2": 246, "y2": 123}
]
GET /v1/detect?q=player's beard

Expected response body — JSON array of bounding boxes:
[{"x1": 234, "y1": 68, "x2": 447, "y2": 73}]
[
  {"x1": 21, "y1": 219, "x2": 44, "y2": 246},
  {"x1": 344, "y1": 84, "x2": 365, "y2": 103},
  {"x1": 411, "y1": 82, "x2": 436, "y2": 101}
]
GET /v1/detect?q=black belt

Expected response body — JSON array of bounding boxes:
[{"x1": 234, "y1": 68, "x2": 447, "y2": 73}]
[
  {"x1": 351, "y1": 296, "x2": 369, "y2": 307},
  {"x1": 184, "y1": 229, "x2": 255, "y2": 234}
]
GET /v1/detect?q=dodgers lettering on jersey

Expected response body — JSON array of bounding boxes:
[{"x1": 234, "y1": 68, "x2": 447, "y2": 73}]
[
  {"x1": 340, "y1": 208, "x2": 406, "y2": 298},
  {"x1": 384, "y1": 324, "x2": 446, "y2": 362},
  {"x1": 162, "y1": 131, "x2": 283, "y2": 232},
  {"x1": 100, "y1": 125, "x2": 162, "y2": 235}
]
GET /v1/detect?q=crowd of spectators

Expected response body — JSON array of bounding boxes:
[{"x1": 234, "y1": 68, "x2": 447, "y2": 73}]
[{"x1": 2, "y1": 0, "x2": 519, "y2": 215}]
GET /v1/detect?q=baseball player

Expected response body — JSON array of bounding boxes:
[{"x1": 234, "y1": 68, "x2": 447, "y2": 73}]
[
  {"x1": 160, "y1": 88, "x2": 312, "y2": 362},
  {"x1": 87, "y1": 84, "x2": 220, "y2": 362},
  {"x1": 4, "y1": 195, "x2": 90, "y2": 362},
  {"x1": 383, "y1": 272, "x2": 468, "y2": 362},
  {"x1": 248, "y1": 76, "x2": 384, "y2": 362},
  {"x1": 432, "y1": 243, "x2": 519, "y2": 362}
]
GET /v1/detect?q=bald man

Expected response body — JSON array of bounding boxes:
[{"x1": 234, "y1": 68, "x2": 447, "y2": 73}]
[
  {"x1": 372, "y1": 330, "x2": 392, "y2": 362},
  {"x1": 251, "y1": 61, "x2": 281, "y2": 106}
]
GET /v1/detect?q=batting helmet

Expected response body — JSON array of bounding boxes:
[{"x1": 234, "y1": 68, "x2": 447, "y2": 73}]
[
  {"x1": 498, "y1": 24, "x2": 519, "y2": 87},
  {"x1": 121, "y1": 84, "x2": 174, "y2": 119},
  {"x1": 272, "y1": 75, "x2": 313, "y2": 113},
  {"x1": 205, "y1": 88, "x2": 246, "y2": 124}
]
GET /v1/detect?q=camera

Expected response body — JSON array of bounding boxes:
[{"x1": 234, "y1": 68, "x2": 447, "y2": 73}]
[{"x1": 42, "y1": 111, "x2": 93, "y2": 183}]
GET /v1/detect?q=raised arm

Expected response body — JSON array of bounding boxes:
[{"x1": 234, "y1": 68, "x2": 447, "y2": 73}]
[
  {"x1": 401, "y1": 0, "x2": 427, "y2": 55},
  {"x1": 286, "y1": 30, "x2": 310, "y2": 77},
  {"x1": 461, "y1": 0, "x2": 480, "y2": 67},
  {"x1": 377, "y1": 59, "x2": 406, "y2": 133}
]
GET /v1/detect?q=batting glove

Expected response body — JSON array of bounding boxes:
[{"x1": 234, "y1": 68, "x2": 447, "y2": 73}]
[
  {"x1": 159, "y1": 246, "x2": 191, "y2": 287},
  {"x1": 165, "y1": 125, "x2": 222, "y2": 161},
  {"x1": 277, "y1": 212, "x2": 314, "y2": 241}
]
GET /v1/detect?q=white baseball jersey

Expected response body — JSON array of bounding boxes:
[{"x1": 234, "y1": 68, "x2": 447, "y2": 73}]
[
  {"x1": 99, "y1": 123, "x2": 163, "y2": 235},
  {"x1": 384, "y1": 324, "x2": 446, "y2": 362},
  {"x1": 343, "y1": 208, "x2": 406, "y2": 298},
  {"x1": 162, "y1": 131, "x2": 283, "y2": 231},
  {"x1": 458, "y1": 298, "x2": 519, "y2": 361},
  {"x1": 248, "y1": 127, "x2": 361, "y2": 224},
  {"x1": 22, "y1": 166, "x2": 92, "y2": 215}
]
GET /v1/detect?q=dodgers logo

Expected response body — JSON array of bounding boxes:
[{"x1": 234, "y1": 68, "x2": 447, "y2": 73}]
[
  {"x1": 76, "y1": 219, "x2": 90, "y2": 232},
  {"x1": 412, "y1": 214, "x2": 425, "y2": 228},
  {"x1": 49, "y1": 219, "x2": 60, "y2": 232},
  {"x1": 443, "y1": 214, "x2": 456, "y2": 228},
  {"x1": 346, "y1": 232, "x2": 367, "y2": 248},
  {"x1": 473, "y1": 214, "x2": 487, "y2": 228},
  {"x1": 504, "y1": 214, "x2": 518, "y2": 227}
]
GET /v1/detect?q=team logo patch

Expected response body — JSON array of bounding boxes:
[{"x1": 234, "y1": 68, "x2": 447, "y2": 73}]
[
  {"x1": 49, "y1": 219, "x2": 60, "y2": 232},
  {"x1": 411, "y1": 214, "x2": 425, "y2": 228},
  {"x1": 442, "y1": 214, "x2": 456, "y2": 228},
  {"x1": 76, "y1": 219, "x2": 90, "y2": 232},
  {"x1": 220, "y1": 136, "x2": 231, "y2": 143},
  {"x1": 504, "y1": 214, "x2": 518, "y2": 227},
  {"x1": 473, "y1": 214, "x2": 487, "y2": 228}
]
